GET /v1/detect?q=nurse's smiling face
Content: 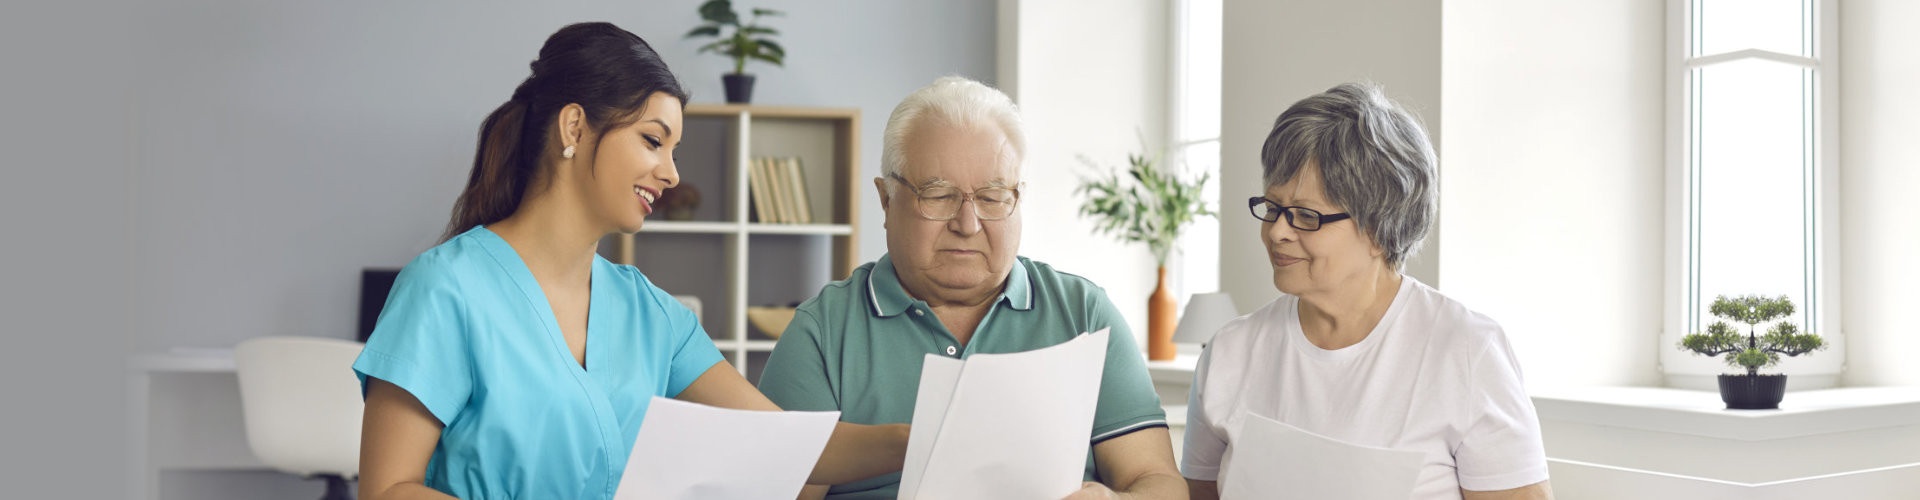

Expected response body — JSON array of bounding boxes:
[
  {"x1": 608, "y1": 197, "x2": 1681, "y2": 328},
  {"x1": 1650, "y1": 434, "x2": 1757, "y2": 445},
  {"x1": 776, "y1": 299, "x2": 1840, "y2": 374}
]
[{"x1": 572, "y1": 92, "x2": 685, "y2": 234}]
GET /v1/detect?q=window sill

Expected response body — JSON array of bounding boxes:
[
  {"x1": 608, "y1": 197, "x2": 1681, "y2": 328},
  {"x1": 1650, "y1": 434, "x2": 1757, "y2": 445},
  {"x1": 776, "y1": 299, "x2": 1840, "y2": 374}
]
[{"x1": 1531, "y1": 385, "x2": 1920, "y2": 442}]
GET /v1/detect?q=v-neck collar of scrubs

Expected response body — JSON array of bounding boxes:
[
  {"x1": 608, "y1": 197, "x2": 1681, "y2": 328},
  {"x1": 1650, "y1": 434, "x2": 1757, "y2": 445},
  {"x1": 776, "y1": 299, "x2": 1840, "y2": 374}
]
[
  {"x1": 474, "y1": 226, "x2": 610, "y2": 373},
  {"x1": 471, "y1": 225, "x2": 626, "y2": 498}
]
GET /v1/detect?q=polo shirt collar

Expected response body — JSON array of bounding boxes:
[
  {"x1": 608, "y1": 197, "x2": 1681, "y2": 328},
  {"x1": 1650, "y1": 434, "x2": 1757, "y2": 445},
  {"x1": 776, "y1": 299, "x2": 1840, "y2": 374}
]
[{"x1": 868, "y1": 253, "x2": 1034, "y2": 318}]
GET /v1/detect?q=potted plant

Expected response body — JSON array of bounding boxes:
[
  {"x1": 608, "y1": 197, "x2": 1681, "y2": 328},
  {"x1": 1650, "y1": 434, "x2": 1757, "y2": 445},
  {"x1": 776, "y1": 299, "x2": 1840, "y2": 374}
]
[
  {"x1": 684, "y1": 0, "x2": 785, "y2": 104},
  {"x1": 1076, "y1": 145, "x2": 1214, "y2": 361},
  {"x1": 1678, "y1": 294, "x2": 1827, "y2": 409},
  {"x1": 654, "y1": 182, "x2": 701, "y2": 221}
]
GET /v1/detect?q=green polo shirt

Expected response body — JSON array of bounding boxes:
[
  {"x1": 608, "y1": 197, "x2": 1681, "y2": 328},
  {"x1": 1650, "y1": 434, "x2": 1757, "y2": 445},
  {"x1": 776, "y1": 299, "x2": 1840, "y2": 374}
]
[{"x1": 758, "y1": 254, "x2": 1167, "y2": 499}]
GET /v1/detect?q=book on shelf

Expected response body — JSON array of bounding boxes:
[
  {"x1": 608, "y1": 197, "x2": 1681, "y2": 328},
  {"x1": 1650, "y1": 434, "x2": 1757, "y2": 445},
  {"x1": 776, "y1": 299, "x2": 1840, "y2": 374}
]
[
  {"x1": 750, "y1": 155, "x2": 819, "y2": 224},
  {"x1": 749, "y1": 157, "x2": 775, "y2": 223},
  {"x1": 785, "y1": 157, "x2": 814, "y2": 224},
  {"x1": 767, "y1": 157, "x2": 794, "y2": 223}
]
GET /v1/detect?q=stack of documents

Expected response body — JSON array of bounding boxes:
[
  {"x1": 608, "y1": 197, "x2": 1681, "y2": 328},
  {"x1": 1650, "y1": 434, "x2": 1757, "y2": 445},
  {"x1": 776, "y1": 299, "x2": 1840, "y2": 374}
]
[
  {"x1": 613, "y1": 397, "x2": 840, "y2": 500},
  {"x1": 898, "y1": 329, "x2": 1111, "y2": 500}
]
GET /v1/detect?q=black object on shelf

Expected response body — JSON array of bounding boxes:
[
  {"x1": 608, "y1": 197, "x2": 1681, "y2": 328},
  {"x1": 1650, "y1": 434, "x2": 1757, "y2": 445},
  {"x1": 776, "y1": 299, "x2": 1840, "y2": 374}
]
[
  {"x1": 1718, "y1": 374, "x2": 1788, "y2": 410},
  {"x1": 724, "y1": 73, "x2": 756, "y2": 103},
  {"x1": 358, "y1": 268, "x2": 401, "y2": 343}
]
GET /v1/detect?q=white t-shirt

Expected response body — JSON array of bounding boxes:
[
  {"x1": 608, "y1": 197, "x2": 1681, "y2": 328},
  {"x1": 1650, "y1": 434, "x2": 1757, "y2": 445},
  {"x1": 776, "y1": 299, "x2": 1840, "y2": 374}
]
[{"x1": 1181, "y1": 277, "x2": 1548, "y2": 498}]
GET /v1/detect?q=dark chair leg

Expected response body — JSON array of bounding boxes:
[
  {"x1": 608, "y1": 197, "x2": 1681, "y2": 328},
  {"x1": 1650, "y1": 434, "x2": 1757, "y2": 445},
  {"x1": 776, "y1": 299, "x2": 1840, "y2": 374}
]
[{"x1": 317, "y1": 473, "x2": 352, "y2": 500}]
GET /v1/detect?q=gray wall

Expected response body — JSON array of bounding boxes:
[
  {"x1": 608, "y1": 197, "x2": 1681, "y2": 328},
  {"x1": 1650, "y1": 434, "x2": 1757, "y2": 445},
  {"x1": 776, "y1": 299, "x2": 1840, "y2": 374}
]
[
  {"x1": 128, "y1": 0, "x2": 997, "y2": 350},
  {"x1": 2, "y1": 2, "x2": 134, "y2": 498}
]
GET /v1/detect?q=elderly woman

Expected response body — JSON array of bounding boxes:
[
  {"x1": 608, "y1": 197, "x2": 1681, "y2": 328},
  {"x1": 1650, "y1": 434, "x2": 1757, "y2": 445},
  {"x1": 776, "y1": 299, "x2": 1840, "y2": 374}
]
[{"x1": 1181, "y1": 83, "x2": 1551, "y2": 500}]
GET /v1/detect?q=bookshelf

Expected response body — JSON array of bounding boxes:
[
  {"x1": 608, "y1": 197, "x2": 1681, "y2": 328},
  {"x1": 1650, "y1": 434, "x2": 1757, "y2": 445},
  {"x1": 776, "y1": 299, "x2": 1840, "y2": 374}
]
[{"x1": 601, "y1": 104, "x2": 860, "y2": 381}]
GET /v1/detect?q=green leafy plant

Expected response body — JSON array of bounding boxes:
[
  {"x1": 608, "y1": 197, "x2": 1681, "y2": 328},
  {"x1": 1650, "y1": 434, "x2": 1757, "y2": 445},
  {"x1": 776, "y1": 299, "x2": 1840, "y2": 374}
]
[
  {"x1": 1679, "y1": 294, "x2": 1827, "y2": 376},
  {"x1": 1075, "y1": 145, "x2": 1214, "y2": 266},
  {"x1": 683, "y1": 0, "x2": 785, "y2": 75}
]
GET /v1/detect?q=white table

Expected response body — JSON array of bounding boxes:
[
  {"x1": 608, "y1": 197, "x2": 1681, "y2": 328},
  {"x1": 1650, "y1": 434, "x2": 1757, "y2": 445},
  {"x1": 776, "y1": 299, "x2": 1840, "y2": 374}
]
[{"x1": 127, "y1": 350, "x2": 269, "y2": 500}]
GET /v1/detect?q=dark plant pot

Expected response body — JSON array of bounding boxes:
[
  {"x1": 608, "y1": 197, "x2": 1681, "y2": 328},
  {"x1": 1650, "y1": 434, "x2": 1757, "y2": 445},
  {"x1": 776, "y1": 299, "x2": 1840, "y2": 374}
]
[
  {"x1": 723, "y1": 73, "x2": 755, "y2": 104},
  {"x1": 1718, "y1": 374, "x2": 1787, "y2": 409}
]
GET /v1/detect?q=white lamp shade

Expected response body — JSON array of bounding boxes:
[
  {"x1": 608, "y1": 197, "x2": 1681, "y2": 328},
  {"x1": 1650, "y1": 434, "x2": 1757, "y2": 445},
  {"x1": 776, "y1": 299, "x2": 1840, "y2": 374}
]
[{"x1": 1173, "y1": 292, "x2": 1239, "y2": 345}]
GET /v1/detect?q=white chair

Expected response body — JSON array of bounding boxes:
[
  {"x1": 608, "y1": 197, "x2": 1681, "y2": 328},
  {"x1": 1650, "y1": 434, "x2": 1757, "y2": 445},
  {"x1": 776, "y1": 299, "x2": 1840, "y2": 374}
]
[{"x1": 235, "y1": 337, "x2": 366, "y2": 500}]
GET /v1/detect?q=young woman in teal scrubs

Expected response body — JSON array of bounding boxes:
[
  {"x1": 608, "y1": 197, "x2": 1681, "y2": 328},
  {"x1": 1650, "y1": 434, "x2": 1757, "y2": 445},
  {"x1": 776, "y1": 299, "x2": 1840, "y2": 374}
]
[{"x1": 352, "y1": 23, "x2": 909, "y2": 500}]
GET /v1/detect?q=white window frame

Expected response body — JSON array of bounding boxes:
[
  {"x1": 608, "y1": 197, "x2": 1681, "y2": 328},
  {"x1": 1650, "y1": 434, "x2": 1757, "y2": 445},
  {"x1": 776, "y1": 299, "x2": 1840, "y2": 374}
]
[
  {"x1": 1168, "y1": 0, "x2": 1222, "y2": 323},
  {"x1": 1662, "y1": 0, "x2": 1843, "y2": 390}
]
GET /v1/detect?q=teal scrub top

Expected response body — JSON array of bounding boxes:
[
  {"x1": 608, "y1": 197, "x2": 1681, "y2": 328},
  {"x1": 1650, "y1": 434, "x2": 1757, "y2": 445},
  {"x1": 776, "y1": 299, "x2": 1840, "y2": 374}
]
[{"x1": 352, "y1": 226, "x2": 725, "y2": 500}]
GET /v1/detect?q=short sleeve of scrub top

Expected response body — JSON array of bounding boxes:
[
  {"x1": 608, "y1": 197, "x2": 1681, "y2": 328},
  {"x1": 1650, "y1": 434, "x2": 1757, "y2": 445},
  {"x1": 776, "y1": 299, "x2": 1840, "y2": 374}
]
[{"x1": 352, "y1": 226, "x2": 725, "y2": 500}]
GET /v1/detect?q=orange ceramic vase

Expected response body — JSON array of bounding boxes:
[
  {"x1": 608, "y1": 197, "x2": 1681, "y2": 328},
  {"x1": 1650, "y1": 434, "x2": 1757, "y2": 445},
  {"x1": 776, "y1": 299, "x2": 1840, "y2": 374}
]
[{"x1": 1147, "y1": 266, "x2": 1177, "y2": 361}]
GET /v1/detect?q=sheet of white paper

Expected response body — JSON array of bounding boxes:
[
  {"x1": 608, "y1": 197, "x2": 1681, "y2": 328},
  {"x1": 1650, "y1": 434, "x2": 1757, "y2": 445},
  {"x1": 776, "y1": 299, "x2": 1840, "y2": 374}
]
[
  {"x1": 899, "y1": 328, "x2": 1110, "y2": 500},
  {"x1": 612, "y1": 396, "x2": 839, "y2": 500},
  {"x1": 896, "y1": 354, "x2": 962, "y2": 497},
  {"x1": 1220, "y1": 412, "x2": 1426, "y2": 500}
]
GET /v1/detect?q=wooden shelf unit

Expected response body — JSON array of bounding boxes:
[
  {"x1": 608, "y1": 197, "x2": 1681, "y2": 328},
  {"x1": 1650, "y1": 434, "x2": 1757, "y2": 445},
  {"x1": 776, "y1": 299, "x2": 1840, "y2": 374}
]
[{"x1": 602, "y1": 104, "x2": 861, "y2": 378}]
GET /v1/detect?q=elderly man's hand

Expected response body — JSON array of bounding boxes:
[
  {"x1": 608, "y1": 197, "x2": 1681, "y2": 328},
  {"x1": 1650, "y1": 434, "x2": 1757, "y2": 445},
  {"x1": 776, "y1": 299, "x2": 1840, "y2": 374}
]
[{"x1": 1061, "y1": 481, "x2": 1121, "y2": 500}]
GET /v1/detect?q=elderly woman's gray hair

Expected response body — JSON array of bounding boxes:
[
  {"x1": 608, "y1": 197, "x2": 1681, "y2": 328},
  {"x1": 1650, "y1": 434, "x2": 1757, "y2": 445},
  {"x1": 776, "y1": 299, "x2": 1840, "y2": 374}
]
[
  {"x1": 881, "y1": 76, "x2": 1027, "y2": 184},
  {"x1": 1262, "y1": 82, "x2": 1436, "y2": 269}
]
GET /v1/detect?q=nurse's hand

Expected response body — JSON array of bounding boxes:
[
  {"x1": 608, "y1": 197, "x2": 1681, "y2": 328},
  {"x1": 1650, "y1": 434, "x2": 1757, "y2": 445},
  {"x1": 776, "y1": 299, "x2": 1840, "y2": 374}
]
[
  {"x1": 813, "y1": 421, "x2": 909, "y2": 485},
  {"x1": 1061, "y1": 482, "x2": 1120, "y2": 500},
  {"x1": 677, "y1": 362, "x2": 911, "y2": 485}
]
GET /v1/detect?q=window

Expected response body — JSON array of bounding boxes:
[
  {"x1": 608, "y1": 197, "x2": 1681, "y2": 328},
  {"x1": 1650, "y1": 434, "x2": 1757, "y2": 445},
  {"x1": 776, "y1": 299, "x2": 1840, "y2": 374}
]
[
  {"x1": 1668, "y1": 0, "x2": 1840, "y2": 386},
  {"x1": 1171, "y1": 0, "x2": 1222, "y2": 306}
]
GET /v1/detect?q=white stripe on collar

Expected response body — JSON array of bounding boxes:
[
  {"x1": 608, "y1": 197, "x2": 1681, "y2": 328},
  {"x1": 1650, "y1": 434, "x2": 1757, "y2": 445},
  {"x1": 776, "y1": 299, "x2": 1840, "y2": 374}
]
[{"x1": 867, "y1": 269, "x2": 885, "y2": 316}]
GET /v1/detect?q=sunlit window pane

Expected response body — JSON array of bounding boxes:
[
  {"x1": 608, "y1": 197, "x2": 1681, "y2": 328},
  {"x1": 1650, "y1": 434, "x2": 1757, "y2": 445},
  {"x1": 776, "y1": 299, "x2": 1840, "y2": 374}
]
[
  {"x1": 1175, "y1": 0, "x2": 1222, "y2": 299},
  {"x1": 1179, "y1": 0, "x2": 1221, "y2": 141},
  {"x1": 1695, "y1": 0, "x2": 1810, "y2": 57},
  {"x1": 1692, "y1": 58, "x2": 1811, "y2": 331}
]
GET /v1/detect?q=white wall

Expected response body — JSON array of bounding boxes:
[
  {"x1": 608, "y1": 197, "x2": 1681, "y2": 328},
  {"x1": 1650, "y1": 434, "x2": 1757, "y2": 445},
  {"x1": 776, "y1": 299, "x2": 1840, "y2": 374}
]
[
  {"x1": 1218, "y1": 0, "x2": 1442, "y2": 312},
  {"x1": 126, "y1": 0, "x2": 995, "y2": 350},
  {"x1": 999, "y1": 0, "x2": 1169, "y2": 343},
  {"x1": 1438, "y1": 0, "x2": 1665, "y2": 388},
  {"x1": 1840, "y1": 0, "x2": 1920, "y2": 387}
]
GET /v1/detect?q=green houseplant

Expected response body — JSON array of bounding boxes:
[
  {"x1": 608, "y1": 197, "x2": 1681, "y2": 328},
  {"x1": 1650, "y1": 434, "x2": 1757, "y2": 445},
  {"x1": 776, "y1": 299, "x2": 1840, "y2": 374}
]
[
  {"x1": 683, "y1": 0, "x2": 785, "y2": 103},
  {"x1": 1678, "y1": 294, "x2": 1827, "y2": 409},
  {"x1": 1076, "y1": 146, "x2": 1214, "y2": 361}
]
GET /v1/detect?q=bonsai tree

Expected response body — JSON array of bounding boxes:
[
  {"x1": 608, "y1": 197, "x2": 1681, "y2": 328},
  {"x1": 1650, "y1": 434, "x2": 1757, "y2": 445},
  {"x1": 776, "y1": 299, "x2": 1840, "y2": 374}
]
[
  {"x1": 1075, "y1": 147, "x2": 1214, "y2": 266},
  {"x1": 1679, "y1": 294, "x2": 1827, "y2": 376},
  {"x1": 684, "y1": 0, "x2": 785, "y2": 76}
]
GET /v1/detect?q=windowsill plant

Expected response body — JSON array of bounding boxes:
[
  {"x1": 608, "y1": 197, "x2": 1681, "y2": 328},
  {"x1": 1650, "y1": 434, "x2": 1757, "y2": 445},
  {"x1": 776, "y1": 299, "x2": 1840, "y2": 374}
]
[
  {"x1": 1678, "y1": 294, "x2": 1828, "y2": 409},
  {"x1": 1076, "y1": 145, "x2": 1213, "y2": 361}
]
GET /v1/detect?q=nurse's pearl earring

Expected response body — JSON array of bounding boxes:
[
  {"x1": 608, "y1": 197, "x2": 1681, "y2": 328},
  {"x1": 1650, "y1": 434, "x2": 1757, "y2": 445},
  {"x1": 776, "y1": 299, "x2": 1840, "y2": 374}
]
[{"x1": 562, "y1": 145, "x2": 576, "y2": 159}]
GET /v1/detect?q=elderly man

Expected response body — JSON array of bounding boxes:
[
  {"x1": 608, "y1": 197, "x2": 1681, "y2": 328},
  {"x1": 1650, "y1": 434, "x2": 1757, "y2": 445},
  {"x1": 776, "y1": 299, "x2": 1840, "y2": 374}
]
[{"x1": 758, "y1": 76, "x2": 1185, "y2": 500}]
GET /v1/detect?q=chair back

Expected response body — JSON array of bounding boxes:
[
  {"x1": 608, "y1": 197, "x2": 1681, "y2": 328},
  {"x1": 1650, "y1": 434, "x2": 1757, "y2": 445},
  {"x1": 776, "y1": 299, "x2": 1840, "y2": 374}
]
[{"x1": 234, "y1": 336, "x2": 366, "y2": 478}]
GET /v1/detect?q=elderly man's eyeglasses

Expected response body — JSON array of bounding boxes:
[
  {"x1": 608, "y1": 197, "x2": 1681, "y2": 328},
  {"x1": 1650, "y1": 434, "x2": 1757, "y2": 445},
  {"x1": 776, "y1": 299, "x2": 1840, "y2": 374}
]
[
  {"x1": 890, "y1": 173, "x2": 1022, "y2": 221},
  {"x1": 1248, "y1": 196, "x2": 1351, "y2": 231}
]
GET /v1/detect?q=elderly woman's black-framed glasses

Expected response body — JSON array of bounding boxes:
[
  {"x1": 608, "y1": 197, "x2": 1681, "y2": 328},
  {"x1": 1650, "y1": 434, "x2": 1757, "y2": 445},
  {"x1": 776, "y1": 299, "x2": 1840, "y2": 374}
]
[
  {"x1": 890, "y1": 173, "x2": 1022, "y2": 221},
  {"x1": 1248, "y1": 196, "x2": 1351, "y2": 231}
]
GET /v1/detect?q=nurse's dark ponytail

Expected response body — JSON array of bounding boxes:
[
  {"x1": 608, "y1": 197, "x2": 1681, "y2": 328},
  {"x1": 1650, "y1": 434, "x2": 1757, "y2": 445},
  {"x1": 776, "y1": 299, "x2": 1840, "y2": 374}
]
[{"x1": 443, "y1": 22, "x2": 690, "y2": 241}]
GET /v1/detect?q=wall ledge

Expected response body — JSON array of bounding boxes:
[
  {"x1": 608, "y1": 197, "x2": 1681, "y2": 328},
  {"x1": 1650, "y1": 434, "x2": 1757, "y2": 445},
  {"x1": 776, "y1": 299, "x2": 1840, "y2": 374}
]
[{"x1": 1532, "y1": 385, "x2": 1920, "y2": 441}]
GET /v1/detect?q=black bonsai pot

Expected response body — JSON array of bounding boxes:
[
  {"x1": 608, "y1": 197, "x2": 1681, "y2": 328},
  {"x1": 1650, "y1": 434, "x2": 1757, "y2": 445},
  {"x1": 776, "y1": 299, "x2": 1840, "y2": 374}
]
[
  {"x1": 1718, "y1": 374, "x2": 1787, "y2": 410},
  {"x1": 723, "y1": 73, "x2": 756, "y2": 104}
]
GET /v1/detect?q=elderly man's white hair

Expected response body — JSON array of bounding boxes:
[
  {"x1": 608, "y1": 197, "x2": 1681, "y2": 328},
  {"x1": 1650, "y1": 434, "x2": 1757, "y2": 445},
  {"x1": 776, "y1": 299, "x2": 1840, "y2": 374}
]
[{"x1": 881, "y1": 76, "x2": 1027, "y2": 184}]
